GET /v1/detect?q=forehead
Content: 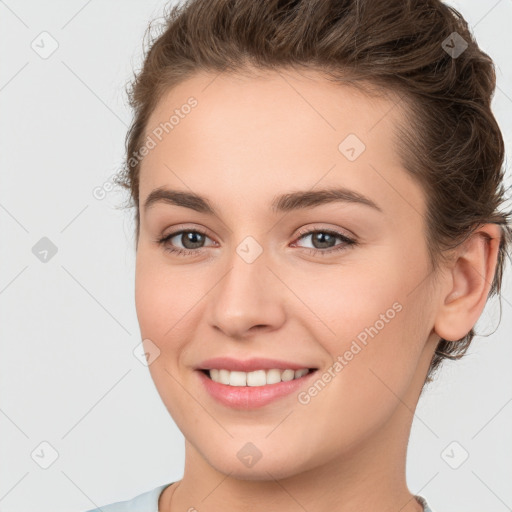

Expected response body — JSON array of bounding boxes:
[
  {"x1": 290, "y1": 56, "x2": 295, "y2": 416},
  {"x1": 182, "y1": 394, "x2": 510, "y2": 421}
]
[
  {"x1": 139, "y1": 68, "x2": 425, "y2": 222},
  {"x1": 144, "y1": 68, "x2": 405, "y2": 150}
]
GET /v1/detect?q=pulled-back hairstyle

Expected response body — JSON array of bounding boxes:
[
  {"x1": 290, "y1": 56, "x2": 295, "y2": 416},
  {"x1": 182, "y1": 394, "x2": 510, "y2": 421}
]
[{"x1": 116, "y1": 0, "x2": 512, "y2": 385}]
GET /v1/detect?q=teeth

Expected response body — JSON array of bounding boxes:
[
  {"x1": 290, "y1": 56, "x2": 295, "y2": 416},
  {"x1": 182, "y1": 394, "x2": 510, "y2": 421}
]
[
  {"x1": 219, "y1": 369, "x2": 230, "y2": 385},
  {"x1": 229, "y1": 371, "x2": 247, "y2": 387},
  {"x1": 207, "y1": 368, "x2": 312, "y2": 386},
  {"x1": 247, "y1": 370, "x2": 266, "y2": 387},
  {"x1": 281, "y1": 369, "x2": 295, "y2": 381},
  {"x1": 266, "y1": 368, "x2": 281, "y2": 385}
]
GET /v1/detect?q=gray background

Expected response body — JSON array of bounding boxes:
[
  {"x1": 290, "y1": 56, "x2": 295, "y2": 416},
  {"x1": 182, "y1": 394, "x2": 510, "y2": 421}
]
[{"x1": 1, "y1": 1, "x2": 511, "y2": 511}]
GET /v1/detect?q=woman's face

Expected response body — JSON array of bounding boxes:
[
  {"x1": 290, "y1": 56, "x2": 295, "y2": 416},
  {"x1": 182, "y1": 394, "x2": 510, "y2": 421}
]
[{"x1": 135, "y1": 68, "x2": 441, "y2": 478}]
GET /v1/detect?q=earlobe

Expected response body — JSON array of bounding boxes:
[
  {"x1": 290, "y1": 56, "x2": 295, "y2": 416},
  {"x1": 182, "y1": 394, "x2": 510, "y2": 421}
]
[{"x1": 433, "y1": 224, "x2": 502, "y2": 342}]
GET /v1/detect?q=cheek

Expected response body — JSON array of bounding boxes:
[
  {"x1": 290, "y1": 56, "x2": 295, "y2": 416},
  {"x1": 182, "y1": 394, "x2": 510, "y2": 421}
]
[
  {"x1": 300, "y1": 254, "x2": 429, "y2": 403},
  {"x1": 135, "y1": 250, "x2": 204, "y2": 341},
  {"x1": 293, "y1": 304, "x2": 424, "y2": 457},
  {"x1": 134, "y1": 252, "x2": 199, "y2": 426}
]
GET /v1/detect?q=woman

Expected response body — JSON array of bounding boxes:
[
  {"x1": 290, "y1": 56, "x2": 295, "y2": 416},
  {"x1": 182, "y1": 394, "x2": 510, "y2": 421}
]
[{"x1": 84, "y1": 0, "x2": 511, "y2": 510}]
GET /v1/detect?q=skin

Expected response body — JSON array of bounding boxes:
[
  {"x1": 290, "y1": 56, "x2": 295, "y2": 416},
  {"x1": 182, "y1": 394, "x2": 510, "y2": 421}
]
[{"x1": 133, "y1": 68, "x2": 501, "y2": 512}]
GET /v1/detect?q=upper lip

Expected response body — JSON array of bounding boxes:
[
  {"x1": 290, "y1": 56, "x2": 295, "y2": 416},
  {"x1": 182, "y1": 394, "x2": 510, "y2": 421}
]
[{"x1": 196, "y1": 357, "x2": 317, "y2": 372}]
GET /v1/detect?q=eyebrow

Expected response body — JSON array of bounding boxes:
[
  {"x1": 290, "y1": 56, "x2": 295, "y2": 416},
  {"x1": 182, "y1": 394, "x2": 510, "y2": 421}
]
[{"x1": 143, "y1": 186, "x2": 383, "y2": 215}]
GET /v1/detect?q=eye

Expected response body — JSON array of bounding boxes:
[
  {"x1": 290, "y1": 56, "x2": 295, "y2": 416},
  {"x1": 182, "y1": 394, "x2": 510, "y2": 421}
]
[
  {"x1": 292, "y1": 226, "x2": 357, "y2": 256},
  {"x1": 155, "y1": 225, "x2": 358, "y2": 257},
  {"x1": 156, "y1": 227, "x2": 216, "y2": 257}
]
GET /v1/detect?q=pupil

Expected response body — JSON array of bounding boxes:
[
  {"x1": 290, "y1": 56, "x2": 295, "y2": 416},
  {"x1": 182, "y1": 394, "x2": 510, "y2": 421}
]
[
  {"x1": 313, "y1": 232, "x2": 335, "y2": 249},
  {"x1": 183, "y1": 232, "x2": 204, "y2": 249}
]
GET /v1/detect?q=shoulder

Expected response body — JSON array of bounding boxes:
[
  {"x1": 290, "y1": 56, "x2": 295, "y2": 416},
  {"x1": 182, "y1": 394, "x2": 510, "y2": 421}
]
[{"x1": 81, "y1": 482, "x2": 173, "y2": 512}]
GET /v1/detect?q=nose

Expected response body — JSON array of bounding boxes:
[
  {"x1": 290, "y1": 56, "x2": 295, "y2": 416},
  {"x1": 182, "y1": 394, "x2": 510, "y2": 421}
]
[{"x1": 207, "y1": 248, "x2": 286, "y2": 339}]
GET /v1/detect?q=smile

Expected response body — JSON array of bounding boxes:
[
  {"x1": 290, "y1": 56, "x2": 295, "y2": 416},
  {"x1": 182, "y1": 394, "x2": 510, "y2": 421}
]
[
  {"x1": 197, "y1": 367, "x2": 318, "y2": 409},
  {"x1": 204, "y1": 368, "x2": 314, "y2": 386}
]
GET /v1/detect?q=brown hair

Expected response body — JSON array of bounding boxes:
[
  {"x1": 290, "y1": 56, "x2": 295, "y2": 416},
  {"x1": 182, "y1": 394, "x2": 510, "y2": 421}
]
[{"x1": 116, "y1": 0, "x2": 512, "y2": 385}]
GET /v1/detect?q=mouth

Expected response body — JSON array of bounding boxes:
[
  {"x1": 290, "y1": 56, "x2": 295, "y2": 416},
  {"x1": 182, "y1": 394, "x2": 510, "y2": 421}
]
[
  {"x1": 195, "y1": 356, "x2": 320, "y2": 408},
  {"x1": 197, "y1": 366, "x2": 319, "y2": 408},
  {"x1": 199, "y1": 367, "x2": 318, "y2": 387}
]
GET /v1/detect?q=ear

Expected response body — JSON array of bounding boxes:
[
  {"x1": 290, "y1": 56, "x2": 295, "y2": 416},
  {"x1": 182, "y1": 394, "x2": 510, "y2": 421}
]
[{"x1": 433, "y1": 223, "x2": 502, "y2": 342}]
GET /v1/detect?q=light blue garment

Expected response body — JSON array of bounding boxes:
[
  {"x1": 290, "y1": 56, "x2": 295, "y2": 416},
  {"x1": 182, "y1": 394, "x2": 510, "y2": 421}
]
[
  {"x1": 82, "y1": 483, "x2": 173, "y2": 512},
  {"x1": 82, "y1": 483, "x2": 436, "y2": 512}
]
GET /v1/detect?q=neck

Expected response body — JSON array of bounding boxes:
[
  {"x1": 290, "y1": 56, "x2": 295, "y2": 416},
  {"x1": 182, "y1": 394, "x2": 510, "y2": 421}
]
[{"x1": 162, "y1": 405, "x2": 423, "y2": 512}]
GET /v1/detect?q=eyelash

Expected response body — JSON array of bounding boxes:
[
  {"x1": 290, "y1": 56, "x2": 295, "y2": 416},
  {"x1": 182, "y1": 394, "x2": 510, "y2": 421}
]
[{"x1": 156, "y1": 225, "x2": 357, "y2": 258}]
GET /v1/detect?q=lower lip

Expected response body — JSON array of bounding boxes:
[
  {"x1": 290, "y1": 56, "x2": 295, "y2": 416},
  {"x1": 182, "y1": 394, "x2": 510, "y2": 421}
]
[{"x1": 196, "y1": 369, "x2": 317, "y2": 409}]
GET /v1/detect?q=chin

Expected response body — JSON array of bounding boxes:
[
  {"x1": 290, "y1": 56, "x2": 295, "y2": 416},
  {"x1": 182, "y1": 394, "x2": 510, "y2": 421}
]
[
  {"x1": 199, "y1": 440, "x2": 315, "y2": 481},
  {"x1": 209, "y1": 458, "x2": 303, "y2": 481}
]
